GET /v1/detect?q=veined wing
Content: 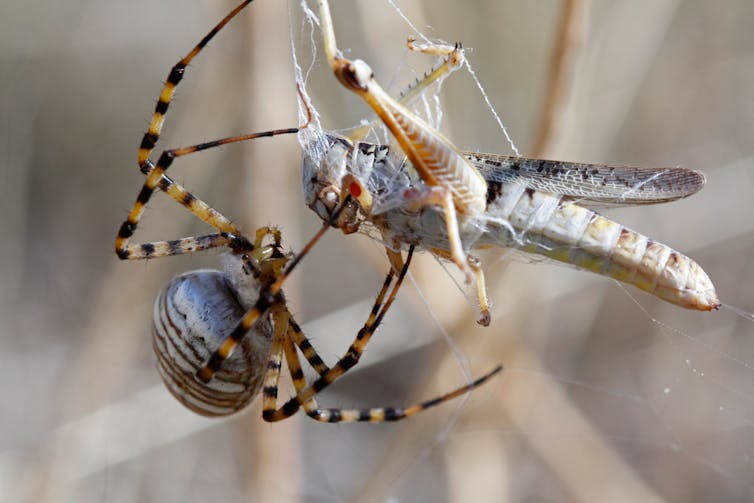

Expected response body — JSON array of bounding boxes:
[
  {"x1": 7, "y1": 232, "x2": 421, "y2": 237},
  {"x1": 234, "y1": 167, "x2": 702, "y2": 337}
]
[{"x1": 465, "y1": 152, "x2": 706, "y2": 205}]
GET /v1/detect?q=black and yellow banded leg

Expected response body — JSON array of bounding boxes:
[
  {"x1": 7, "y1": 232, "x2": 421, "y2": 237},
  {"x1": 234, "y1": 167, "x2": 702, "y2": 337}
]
[
  {"x1": 287, "y1": 317, "x2": 331, "y2": 377},
  {"x1": 261, "y1": 243, "x2": 502, "y2": 423},
  {"x1": 282, "y1": 326, "x2": 321, "y2": 414},
  {"x1": 120, "y1": 233, "x2": 239, "y2": 261},
  {"x1": 130, "y1": 85, "x2": 312, "y2": 255},
  {"x1": 270, "y1": 297, "x2": 502, "y2": 423},
  {"x1": 259, "y1": 305, "x2": 288, "y2": 415},
  {"x1": 144, "y1": 158, "x2": 239, "y2": 232},
  {"x1": 304, "y1": 365, "x2": 502, "y2": 423},
  {"x1": 117, "y1": 128, "x2": 300, "y2": 261},
  {"x1": 260, "y1": 305, "x2": 339, "y2": 418},
  {"x1": 137, "y1": 0, "x2": 255, "y2": 168},
  {"x1": 195, "y1": 198, "x2": 351, "y2": 383},
  {"x1": 260, "y1": 305, "x2": 327, "y2": 416},
  {"x1": 261, "y1": 246, "x2": 414, "y2": 422},
  {"x1": 119, "y1": 0, "x2": 310, "y2": 262},
  {"x1": 287, "y1": 260, "x2": 401, "y2": 380},
  {"x1": 259, "y1": 260, "x2": 401, "y2": 422}
]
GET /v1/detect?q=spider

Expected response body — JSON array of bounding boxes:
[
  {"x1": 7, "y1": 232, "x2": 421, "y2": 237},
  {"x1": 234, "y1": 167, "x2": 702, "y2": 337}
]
[
  {"x1": 153, "y1": 225, "x2": 500, "y2": 421},
  {"x1": 115, "y1": 1, "x2": 502, "y2": 422}
]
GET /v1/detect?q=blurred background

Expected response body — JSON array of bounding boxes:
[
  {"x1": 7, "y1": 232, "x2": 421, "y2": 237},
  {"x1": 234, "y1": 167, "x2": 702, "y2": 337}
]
[{"x1": 2, "y1": 0, "x2": 754, "y2": 501}]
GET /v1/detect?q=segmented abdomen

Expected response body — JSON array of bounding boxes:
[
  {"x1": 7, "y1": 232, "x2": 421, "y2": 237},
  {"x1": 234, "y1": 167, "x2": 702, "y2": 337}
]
[
  {"x1": 482, "y1": 183, "x2": 719, "y2": 311},
  {"x1": 153, "y1": 270, "x2": 272, "y2": 416}
]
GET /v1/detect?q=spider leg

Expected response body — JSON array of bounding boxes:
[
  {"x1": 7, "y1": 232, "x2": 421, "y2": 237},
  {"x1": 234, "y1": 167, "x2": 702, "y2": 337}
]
[
  {"x1": 259, "y1": 305, "x2": 288, "y2": 415},
  {"x1": 137, "y1": 0, "x2": 254, "y2": 168},
  {"x1": 261, "y1": 243, "x2": 503, "y2": 423},
  {"x1": 304, "y1": 365, "x2": 502, "y2": 423},
  {"x1": 287, "y1": 258, "x2": 401, "y2": 381},
  {"x1": 119, "y1": 0, "x2": 318, "y2": 261},
  {"x1": 261, "y1": 272, "x2": 398, "y2": 418},
  {"x1": 119, "y1": 233, "x2": 239, "y2": 261},
  {"x1": 195, "y1": 197, "x2": 350, "y2": 382},
  {"x1": 287, "y1": 317, "x2": 331, "y2": 377},
  {"x1": 261, "y1": 246, "x2": 413, "y2": 421},
  {"x1": 282, "y1": 308, "x2": 502, "y2": 423},
  {"x1": 116, "y1": 130, "x2": 299, "y2": 260},
  {"x1": 281, "y1": 323, "x2": 321, "y2": 414}
]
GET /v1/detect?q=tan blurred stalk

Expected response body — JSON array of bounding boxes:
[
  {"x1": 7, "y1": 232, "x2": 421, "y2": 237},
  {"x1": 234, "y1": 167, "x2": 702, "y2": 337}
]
[{"x1": 237, "y1": 1, "x2": 303, "y2": 501}]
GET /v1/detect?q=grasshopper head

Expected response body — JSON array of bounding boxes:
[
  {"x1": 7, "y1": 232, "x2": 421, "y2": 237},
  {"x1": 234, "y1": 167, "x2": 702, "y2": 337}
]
[{"x1": 301, "y1": 131, "x2": 361, "y2": 234}]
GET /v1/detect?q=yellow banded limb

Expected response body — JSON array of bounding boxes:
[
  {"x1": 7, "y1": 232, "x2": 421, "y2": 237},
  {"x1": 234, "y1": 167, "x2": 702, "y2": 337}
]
[
  {"x1": 287, "y1": 317, "x2": 331, "y2": 376},
  {"x1": 260, "y1": 260, "x2": 399, "y2": 422},
  {"x1": 306, "y1": 364, "x2": 502, "y2": 423},
  {"x1": 117, "y1": 129, "x2": 299, "y2": 261},
  {"x1": 260, "y1": 307, "x2": 287, "y2": 414},
  {"x1": 261, "y1": 241, "x2": 502, "y2": 423},
  {"x1": 119, "y1": 233, "x2": 235, "y2": 261},
  {"x1": 281, "y1": 330, "x2": 320, "y2": 414},
  {"x1": 263, "y1": 246, "x2": 414, "y2": 422},
  {"x1": 137, "y1": 0, "x2": 255, "y2": 167},
  {"x1": 196, "y1": 197, "x2": 352, "y2": 383},
  {"x1": 256, "y1": 256, "x2": 501, "y2": 423}
]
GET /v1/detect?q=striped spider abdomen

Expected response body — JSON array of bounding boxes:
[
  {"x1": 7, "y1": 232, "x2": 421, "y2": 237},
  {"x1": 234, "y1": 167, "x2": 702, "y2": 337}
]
[{"x1": 153, "y1": 264, "x2": 273, "y2": 417}]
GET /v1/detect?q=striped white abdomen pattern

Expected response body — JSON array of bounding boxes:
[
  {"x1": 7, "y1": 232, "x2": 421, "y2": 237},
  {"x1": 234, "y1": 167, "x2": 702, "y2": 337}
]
[{"x1": 153, "y1": 269, "x2": 273, "y2": 416}]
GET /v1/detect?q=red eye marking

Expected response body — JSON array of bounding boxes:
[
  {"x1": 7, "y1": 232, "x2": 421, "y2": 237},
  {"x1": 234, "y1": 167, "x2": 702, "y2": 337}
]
[{"x1": 349, "y1": 181, "x2": 362, "y2": 198}]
